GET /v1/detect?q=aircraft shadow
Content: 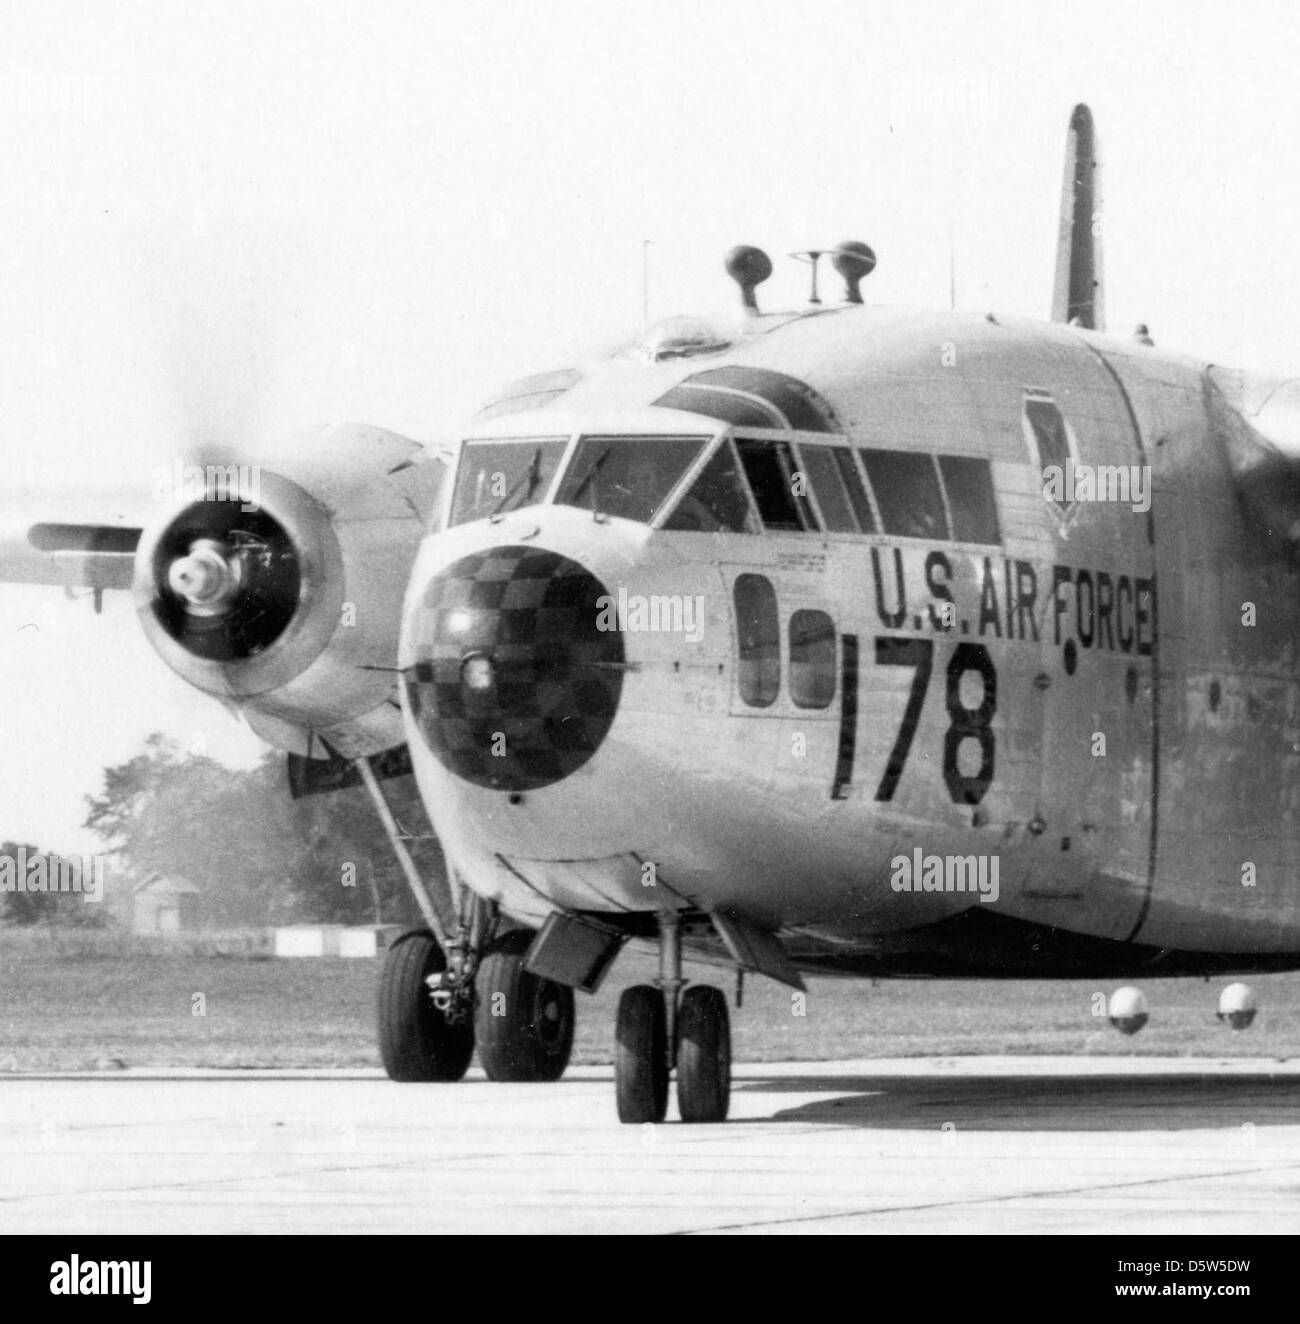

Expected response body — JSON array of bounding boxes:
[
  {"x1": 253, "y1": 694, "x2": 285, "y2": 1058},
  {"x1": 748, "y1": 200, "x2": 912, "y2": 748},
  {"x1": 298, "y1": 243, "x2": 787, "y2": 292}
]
[{"x1": 735, "y1": 1069, "x2": 1300, "y2": 1131}]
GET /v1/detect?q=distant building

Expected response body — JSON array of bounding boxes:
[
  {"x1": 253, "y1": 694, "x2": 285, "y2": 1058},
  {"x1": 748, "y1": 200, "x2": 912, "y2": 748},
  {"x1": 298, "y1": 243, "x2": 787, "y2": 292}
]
[{"x1": 130, "y1": 872, "x2": 202, "y2": 935}]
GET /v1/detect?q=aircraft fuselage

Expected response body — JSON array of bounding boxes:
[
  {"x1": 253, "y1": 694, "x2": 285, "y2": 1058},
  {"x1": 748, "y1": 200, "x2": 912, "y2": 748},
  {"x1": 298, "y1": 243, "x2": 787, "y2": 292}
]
[{"x1": 399, "y1": 305, "x2": 1300, "y2": 978}]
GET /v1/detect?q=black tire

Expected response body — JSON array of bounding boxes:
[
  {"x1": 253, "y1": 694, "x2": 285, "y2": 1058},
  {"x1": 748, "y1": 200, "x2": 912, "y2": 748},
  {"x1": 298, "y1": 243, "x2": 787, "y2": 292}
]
[
  {"x1": 615, "y1": 984, "x2": 669, "y2": 1123},
  {"x1": 676, "y1": 985, "x2": 731, "y2": 1123},
  {"x1": 474, "y1": 928, "x2": 575, "y2": 1082},
  {"x1": 378, "y1": 930, "x2": 474, "y2": 1082}
]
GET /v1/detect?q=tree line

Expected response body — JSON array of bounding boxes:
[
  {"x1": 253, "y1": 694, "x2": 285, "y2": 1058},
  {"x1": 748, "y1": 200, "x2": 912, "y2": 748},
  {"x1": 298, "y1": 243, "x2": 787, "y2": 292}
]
[{"x1": 2, "y1": 733, "x2": 433, "y2": 929}]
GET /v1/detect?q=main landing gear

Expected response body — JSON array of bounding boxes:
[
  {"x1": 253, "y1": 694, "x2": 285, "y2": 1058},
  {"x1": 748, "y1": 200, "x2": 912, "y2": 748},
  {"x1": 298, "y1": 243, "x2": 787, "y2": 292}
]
[
  {"x1": 474, "y1": 928, "x2": 575, "y2": 1082},
  {"x1": 616, "y1": 911, "x2": 731, "y2": 1124}
]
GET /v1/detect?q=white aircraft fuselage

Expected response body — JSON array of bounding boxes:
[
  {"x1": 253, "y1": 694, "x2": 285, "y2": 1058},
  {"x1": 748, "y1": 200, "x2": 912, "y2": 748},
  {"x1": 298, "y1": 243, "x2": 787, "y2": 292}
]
[{"x1": 399, "y1": 303, "x2": 1300, "y2": 979}]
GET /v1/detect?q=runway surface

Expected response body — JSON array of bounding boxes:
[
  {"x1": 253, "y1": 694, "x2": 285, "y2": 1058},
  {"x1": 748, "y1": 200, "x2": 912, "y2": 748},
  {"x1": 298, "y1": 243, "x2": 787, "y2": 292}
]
[{"x1": 3, "y1": 1057, "x2": 1299, "y2": 1234}]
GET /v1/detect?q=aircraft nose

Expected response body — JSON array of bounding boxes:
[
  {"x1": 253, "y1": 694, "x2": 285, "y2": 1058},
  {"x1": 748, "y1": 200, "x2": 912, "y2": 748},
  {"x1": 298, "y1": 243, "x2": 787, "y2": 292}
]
[{"x1": 404, "y1": 544, "x2": 625, "y2": 791}]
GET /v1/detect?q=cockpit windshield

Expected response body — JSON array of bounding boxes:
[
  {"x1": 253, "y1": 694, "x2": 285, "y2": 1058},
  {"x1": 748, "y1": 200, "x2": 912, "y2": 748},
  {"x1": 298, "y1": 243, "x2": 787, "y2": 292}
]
[
  {"x1": 553, "y1": 435, "x2": 706, "y2": 524},
  {"x1": 448, "y1": 437, "x2": 568, "y2": 526}
]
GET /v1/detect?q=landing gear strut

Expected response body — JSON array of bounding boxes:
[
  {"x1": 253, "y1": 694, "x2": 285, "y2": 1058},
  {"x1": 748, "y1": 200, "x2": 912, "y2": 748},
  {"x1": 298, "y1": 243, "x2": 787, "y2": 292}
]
[
  {"x1": 615, "y1": 911, "x2": 731, "y2": 1123},
  {"x1": 359, "y1": 755, "x2": 575, "y2": 1085}
]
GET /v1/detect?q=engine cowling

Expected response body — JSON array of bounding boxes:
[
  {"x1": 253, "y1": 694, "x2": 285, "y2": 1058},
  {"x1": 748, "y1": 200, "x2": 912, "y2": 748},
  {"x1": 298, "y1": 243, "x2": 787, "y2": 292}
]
[{"x1": 133, "y1": 422, "x2": 446, "y2": 758}]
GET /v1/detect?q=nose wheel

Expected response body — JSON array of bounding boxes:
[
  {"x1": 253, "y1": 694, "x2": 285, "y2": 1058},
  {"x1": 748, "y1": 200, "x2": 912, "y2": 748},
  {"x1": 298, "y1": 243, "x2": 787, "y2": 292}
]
[
  {"x1": 378, "y1": 930, "x2": 475, "y2": 1082},
  {"x1": 615, "y1": 913, "x2": 732, "y2": 1123}
]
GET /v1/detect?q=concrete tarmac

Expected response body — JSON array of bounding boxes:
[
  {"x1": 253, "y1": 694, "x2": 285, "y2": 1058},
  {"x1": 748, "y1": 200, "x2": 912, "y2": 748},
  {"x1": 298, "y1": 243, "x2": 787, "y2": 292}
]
[{"x1": 2, "y1": 1057, "x2": 1299, "y2": 1234}]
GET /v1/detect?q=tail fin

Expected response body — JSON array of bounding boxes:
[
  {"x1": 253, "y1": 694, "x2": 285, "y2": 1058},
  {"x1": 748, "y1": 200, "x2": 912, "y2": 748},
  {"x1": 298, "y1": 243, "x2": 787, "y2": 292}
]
[{"x1": 1051, "y1": 103, "x2": 1104, "y2": 331}]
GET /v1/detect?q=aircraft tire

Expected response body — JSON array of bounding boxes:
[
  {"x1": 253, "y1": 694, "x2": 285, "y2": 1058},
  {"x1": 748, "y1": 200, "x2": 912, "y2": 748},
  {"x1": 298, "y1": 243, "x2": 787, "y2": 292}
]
[
  {"x1": 378, "y1": 930, "x2": 474, "y2": 1082},
  {"x1": 474, "y1": 929, "x2": 575, "y2": 1082},
  {"x1": 615, "y1": 984, "x2": 669, "y2": 1123},
  {"x1": 676, "y1": 985, "x2": 731, "y2": 1123}
]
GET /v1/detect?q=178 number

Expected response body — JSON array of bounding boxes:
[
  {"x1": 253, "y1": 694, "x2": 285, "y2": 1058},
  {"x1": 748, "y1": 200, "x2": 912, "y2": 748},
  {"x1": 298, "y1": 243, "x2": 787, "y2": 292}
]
[{"x1": 873, "y1": 638, "x2": 997, "y2": 805}]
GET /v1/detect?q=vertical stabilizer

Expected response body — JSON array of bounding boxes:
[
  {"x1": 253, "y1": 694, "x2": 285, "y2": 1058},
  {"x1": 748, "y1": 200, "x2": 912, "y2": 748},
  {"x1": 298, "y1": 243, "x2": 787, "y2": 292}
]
[{"x1": 1052, "y1": 103, "x2": 1104, "y2": 330}]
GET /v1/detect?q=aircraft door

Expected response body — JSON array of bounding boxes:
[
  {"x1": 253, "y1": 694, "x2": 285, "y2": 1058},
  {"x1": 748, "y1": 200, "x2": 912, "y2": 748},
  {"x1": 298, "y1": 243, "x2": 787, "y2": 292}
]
[
  {"x1": 1020, "y1": 365, "x2": 1157, "y2": 925},
  {"x1": 724, "y1": 563, "x2": 842, "y2": 795}
]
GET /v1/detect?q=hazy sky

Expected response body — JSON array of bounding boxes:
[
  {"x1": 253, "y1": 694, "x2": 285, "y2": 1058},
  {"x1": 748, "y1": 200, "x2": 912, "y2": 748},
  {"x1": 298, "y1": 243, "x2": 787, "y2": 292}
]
[{"x1": 2, "y1": 0, "x2": 1299, "y2": 854}]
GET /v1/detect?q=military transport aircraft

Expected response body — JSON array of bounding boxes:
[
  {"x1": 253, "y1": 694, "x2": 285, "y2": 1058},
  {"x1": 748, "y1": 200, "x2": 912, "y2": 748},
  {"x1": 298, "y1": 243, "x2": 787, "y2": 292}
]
[{"x1": 3, "y1": 104, "x2": 1294, "y2": 1122}]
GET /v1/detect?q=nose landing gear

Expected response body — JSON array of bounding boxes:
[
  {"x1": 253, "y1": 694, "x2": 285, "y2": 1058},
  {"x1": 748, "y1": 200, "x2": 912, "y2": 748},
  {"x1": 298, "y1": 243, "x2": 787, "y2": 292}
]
[
  {"x1": 378, "y1": 929, "x2": 475, "y2": 1082},
  {"x1": 378, "y1": 918, "x2": 578, "y2": 1085},
  {"x1": 615, "y1": 911, "x2": 732, "y2": 1124},
  {"x1": 474, "y1": 928, "x2": 576, "y2": 1081},
  {"x1": 359, "y1": 754, "x2": 576, "y2": 1085}
]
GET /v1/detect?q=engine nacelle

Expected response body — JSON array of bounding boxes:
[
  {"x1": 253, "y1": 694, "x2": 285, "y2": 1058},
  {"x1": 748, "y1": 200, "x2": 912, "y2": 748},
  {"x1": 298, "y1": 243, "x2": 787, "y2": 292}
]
[{"x1": 134, "y1": 423, "x2": 445, "y2": 758}]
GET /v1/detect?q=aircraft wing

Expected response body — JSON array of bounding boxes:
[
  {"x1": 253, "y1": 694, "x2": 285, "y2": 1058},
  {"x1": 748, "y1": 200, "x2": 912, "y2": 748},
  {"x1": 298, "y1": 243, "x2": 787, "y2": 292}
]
[
  {"x1": 0, "y1": 430, "x2": 446, "y2": 759},
  {"x1": 0, "y1": 487, "x2": 148, "y2": 592}
]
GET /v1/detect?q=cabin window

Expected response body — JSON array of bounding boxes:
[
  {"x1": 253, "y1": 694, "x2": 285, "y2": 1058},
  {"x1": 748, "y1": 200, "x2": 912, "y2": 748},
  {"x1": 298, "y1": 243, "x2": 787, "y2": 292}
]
[
  {"x1": 789, "y1": 609, "x2": 836, "y2": 709},
  {"x1": 735, "y1": 438, "x2": 818, "y2": 532},
  {"x1": 734, "y1": 573, "x2": 780, "y2": 707},
  {"x1": 553, "y1": 436, "x2": 705, "y2": 524},
  {"x1": 859, "y1": 449, "x2": 950, "y2": 539},
  {"x1": 662, "y1": 442, "x2": 760, "y2": 533},
  {"x1": 449, "y1": 437, "x2": 569, "y2": 526},
  {"x1": 938, "y1": 455, "x2": 1001, "y2": 544}
]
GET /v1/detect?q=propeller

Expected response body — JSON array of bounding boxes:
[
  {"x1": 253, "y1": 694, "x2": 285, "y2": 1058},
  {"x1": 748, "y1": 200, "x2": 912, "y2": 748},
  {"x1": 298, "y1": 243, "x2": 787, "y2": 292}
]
[
  {"x1": 124, "y1": 219, "x2": 312, "y2": 663},
  {"x1": 125, "y1": 219, "x2": 305, "y2": 463}
]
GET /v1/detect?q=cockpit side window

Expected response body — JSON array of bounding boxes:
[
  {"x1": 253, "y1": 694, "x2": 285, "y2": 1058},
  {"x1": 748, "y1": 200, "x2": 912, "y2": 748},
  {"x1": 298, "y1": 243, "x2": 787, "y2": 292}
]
[
  {"x1": 662, "y1": 441, "x2": 760, "y2": 533},
  {"x1": 858, "y1": 449, "x2": 950, "y2": 540},
  {"x1": 735, "y1": 437, "x2": 818, "y2": 532},
  {"x1": 553, "y1": 436, "x2": 706, "y2": 524},
  {"x1": 794, "y1": 444, "x2": 864, "y2": 533},
  {"x1": 448, "y1": 437, "x2": 569, "y2": 527},
  {"x1": 833, "y1": 449, "x2": 878, "y2": 533}
]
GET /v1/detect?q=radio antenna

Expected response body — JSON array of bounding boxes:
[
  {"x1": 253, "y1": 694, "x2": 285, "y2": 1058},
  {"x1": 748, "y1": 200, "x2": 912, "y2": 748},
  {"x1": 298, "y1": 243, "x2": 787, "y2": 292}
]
[
  {"x1": 642, "y1": 239, "x2": 652, "y2": 328},
  {"x1": 948, "y1": 220, "x2": 957, "y2": 310}
]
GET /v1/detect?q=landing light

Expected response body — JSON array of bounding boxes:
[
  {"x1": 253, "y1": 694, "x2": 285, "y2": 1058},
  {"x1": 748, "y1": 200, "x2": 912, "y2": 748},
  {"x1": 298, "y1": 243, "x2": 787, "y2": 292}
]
[{"x1": 460, "y1": 652, "x2": 495, "y2": 693}]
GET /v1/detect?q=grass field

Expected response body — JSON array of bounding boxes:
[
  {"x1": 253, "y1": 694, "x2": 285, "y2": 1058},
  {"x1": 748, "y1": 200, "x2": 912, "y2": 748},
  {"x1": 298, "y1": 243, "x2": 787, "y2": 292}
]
[{"x1": 3, "y1": 929, "x2": 1300, "y2": 1071}]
